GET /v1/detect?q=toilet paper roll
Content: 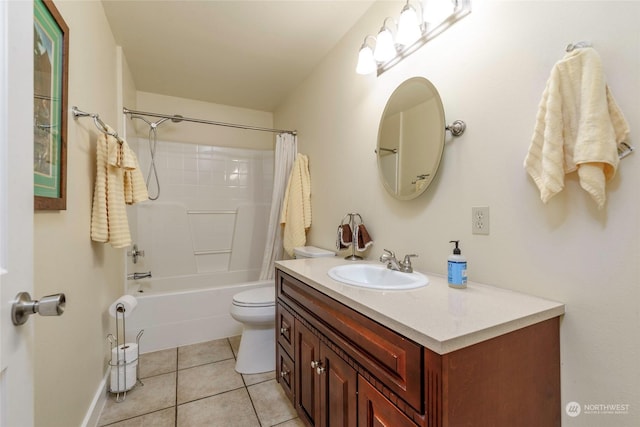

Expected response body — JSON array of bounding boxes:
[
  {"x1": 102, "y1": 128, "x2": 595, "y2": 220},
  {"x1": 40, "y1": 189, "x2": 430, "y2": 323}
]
[
  {"x1": 111, "y1": 343, "x2": 138, "y2": 364},
  {"x1": 110, "y1": 343, "x2": 138, "y2": 392},
  {"x1": 109, "y1": 295, "x2": 138, "y2": 318}
]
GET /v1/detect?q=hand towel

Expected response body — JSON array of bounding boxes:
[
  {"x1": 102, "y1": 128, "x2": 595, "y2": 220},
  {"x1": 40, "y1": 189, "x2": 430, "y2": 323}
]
[
  {"x1": 524, "y1": 47, "x2": 629, "y2": 209},
  {"x1": 91, "y1": 129, "x2": 148, "y2": 249},
  {"x1": 280, "y1": 153, "x2": 311, "y2": 257},
  {"x1": 355, "y1": 224, "x2": 373, "y2": 252},
  {"x1": 337, "y1": 224, "x2": 352, "y2": 250}
]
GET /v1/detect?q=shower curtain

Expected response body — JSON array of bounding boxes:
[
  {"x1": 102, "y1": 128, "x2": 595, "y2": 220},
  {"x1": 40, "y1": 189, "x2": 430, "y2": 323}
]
[{"x1": 259, "y1": 133, "x2": 297, "y2": 280}]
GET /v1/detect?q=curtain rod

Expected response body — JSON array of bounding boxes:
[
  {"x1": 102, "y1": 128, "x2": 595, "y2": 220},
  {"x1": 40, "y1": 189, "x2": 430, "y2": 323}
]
[{"x1": 122, "y1": 107, "x2": 296, "y2": 136}]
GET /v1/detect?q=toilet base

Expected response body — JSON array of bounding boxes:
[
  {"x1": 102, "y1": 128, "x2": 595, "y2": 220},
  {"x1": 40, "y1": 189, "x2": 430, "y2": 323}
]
[{"x1": 234, "y1": 325, "x2": 275, "y2": 374}]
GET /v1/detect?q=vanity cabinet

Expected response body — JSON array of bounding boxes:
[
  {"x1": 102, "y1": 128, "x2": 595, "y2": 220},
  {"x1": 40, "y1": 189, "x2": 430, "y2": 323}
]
[{"x1": 275, "y1": 267, "x2": 561, "y2": 427}]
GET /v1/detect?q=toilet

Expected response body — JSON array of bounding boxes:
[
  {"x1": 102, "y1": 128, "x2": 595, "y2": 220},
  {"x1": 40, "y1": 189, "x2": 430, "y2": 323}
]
[{"x1": 230, "y1": 246, "x2": 335, "y2": 374}]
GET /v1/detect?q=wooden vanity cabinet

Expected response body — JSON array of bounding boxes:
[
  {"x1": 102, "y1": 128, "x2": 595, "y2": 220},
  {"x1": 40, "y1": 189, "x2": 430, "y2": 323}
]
[{"x1": 275, "y1": 268, "x2": 561, "y2": 427}]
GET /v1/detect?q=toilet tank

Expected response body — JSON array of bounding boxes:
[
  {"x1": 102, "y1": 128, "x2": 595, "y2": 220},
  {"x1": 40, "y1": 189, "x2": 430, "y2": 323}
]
[{"x1": 293, "y1": 246, "x2": 335, "y2": 259}]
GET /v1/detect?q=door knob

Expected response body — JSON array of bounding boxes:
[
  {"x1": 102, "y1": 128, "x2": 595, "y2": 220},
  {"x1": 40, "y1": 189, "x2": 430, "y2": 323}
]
[{"x1": 11, "y1": 292, "x2": 66, "y2": 325}]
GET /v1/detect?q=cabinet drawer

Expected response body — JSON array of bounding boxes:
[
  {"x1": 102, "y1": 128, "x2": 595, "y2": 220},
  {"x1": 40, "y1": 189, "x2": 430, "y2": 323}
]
[
  {"x1": 277, "y1": 270, "x2": 423, "y2": 411},
  {"x1": 277, "y1": 303, "x2": 295, "y2": 357},
  {"x1": 276, "y1": 344, "x2": 295, "y2": 404}
]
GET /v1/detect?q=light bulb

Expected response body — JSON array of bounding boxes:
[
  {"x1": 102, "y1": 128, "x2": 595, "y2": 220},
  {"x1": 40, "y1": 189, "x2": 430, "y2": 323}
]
[
  {"x1": 356, "y1": 45, "x2": 376, "y2": 75},
  {"x1": 373, "y1": 28, "x2": 396, "y2": 62},
  {"x1": 396, "y1": 4, "x2": 421, "y2": 46},
  {"x1": 423, "y1": 0, "x2": 452, "y2": 26}
]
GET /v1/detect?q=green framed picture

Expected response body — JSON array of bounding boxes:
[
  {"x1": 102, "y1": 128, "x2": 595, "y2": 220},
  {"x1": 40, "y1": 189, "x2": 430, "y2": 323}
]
[{"x1": 34, "y1": 0, "x2": 68, "y2": 210}]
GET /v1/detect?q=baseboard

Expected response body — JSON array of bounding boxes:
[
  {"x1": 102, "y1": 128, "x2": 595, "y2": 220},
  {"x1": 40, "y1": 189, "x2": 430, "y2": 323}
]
[{"x1": 80, "y1": 369, "x2": 109, "y2": 427}]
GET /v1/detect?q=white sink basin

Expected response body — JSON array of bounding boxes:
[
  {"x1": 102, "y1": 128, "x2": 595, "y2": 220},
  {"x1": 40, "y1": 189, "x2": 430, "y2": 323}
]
[{"x1": 328, "y1": 264, "x2": 428, "y2": 290}]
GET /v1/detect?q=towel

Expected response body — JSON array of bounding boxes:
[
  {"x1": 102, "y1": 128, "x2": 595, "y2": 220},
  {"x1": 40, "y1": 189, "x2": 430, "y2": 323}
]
[
  {"x1": 337, "y1": 224, "x2": 352, "y2": 249},
  {"x1": 280, "y1": 153, "x2": 311, "y2": 257},
  {"x1": 355, "y1": 224, "x2": 373, "y2": 252},
  {"x1": 524, "y1": 47, "x2": 630, "y2": 209},
  {"x1": 91, "y1": 130, "x2": 148, "y2": 249}
]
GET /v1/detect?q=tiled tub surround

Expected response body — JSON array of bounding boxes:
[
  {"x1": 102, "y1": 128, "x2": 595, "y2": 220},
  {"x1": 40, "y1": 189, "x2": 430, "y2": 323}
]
[
  {"x1": 130, "y1": 142, "x2": 274, "y2": 280},
  {"x1": 98, "y1": 336, "x2": 303, "y2": 427}
]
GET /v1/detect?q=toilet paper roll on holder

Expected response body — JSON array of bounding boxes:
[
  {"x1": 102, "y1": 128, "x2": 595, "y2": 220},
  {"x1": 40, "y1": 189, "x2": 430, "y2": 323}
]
[{"x1": 107, "y1": 301, "x2": 144, "y2": 402}]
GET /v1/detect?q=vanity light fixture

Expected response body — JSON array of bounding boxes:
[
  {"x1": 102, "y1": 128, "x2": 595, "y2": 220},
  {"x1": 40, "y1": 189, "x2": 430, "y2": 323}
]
[
  {"x1": 373, "y1": 18, "x2": 397, "y2": 63},
  {"x1": 396, "y1": 1, "x2": 422, "y2": 46},
  {"x1": 356, "y1": 35, "x2": 378, "y2": 75},
  {"x1": 357, "y1": 0, "x2": 471, "y2": 76}
]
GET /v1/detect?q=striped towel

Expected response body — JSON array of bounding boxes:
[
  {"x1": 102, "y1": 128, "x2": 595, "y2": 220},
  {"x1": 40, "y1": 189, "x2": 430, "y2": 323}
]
[
  {"x1": 91, "y1": 131, "x2": 148, "y2": 248},
  {"x1": 280, "y1": 153, "x2": 311, "y2": 257}
]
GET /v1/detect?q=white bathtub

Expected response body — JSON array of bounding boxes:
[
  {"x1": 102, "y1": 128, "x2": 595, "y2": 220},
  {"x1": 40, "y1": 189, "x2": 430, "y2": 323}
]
[{"x1": 125, "y1": 273, "x2": 273, "y2": 354}]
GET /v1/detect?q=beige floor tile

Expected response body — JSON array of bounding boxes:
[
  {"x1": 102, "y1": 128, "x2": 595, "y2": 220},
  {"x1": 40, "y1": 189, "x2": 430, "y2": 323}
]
[
  {"x1": 177, "y1": 358, "x2": 244, "y2": 404},
  {"x1": 99, "y1": 407, "x2": 175, "y2": 427},
  {"x1": 242, "y1": 369, "x2": 275, "y2": 386},
  {"x1": 138, "y1": 348, "x2": 177, "y2": 378},
  {"x1": 273, "y1": 418, "x2": 305, "y2": 427},
  {"x1": 178, "y1": 338, "x2": 234, "y2": 369},
  {"x1": 98, "y1": 372, "x2": 176, "y2": 426},
  {"x1": 228, "y1": 335, "x2": 241, "y2": 358},
  {"x1": 177, "y1": 388, "x2": 260, "y2": 427},
  {"x1": 248, "y1": 379, "x2": 297, "y2": 427}
]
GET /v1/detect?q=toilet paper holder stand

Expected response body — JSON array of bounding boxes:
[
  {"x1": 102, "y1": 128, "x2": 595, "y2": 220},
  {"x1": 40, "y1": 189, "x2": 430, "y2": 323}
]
[{"x1": 107, "y1": 302, "x2": 144, "y2": 402}]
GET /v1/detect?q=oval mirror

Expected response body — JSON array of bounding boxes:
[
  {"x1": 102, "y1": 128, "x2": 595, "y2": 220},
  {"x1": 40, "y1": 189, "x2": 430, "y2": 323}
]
[{"x1": 376, "y1": 77, "x2": 445, "y2": 200}]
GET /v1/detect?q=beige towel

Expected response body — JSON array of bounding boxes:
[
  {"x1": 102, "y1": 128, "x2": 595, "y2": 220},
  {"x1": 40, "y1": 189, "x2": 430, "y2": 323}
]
[
  {"x1": 91, "y1": 131, "x2": 148, "y2": 249},
  {"x1": 524, "y1": 47, "x2": 630, "y2": 208},
  {"x1": 280, "y1": 153, "x2": 311, "y2": 257}
]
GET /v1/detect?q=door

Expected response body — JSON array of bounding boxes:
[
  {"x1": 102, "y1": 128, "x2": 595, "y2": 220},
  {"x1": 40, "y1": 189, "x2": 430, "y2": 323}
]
[
  {"x1": 295, "y1": 320, "x2": 320, "y2": 426},
  {"x1": 358, "y1": 376, "x2": 418, "y2": 427},
  {"x1": 0, "y1": 1, "x2": 35, "y2": 426},
  {"x1": 319, "y1": 343, "x2": 357, "y2": 427}
]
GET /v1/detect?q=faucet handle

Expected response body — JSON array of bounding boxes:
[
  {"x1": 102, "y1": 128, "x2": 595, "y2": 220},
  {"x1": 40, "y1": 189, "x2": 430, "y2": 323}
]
[{"x1": 401, "y1": 254, "x2": 418, "y2": 272}]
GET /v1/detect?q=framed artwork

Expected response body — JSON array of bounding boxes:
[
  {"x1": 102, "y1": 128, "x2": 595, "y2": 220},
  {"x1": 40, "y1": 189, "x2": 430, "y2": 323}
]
[{"x1": 34, "y1": 0, "x2": 68, "y2": 210}]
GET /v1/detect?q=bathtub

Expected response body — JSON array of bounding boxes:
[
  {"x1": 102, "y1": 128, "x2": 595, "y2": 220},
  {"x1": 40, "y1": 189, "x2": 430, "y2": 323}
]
[{"x1": 125, "y1": 273, "x2": 273, "y2": 354}]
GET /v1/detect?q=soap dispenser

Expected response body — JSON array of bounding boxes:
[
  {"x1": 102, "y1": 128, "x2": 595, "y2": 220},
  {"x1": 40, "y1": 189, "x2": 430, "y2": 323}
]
[{"x1": 448, "y1": 240, "x2": 467, "y2": 289}]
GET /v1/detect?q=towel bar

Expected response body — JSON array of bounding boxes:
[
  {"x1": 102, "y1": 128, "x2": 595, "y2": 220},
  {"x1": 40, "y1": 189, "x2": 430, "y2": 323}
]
[{"x1": 72, "y1": 106, "x2": 124, "y2": 144}]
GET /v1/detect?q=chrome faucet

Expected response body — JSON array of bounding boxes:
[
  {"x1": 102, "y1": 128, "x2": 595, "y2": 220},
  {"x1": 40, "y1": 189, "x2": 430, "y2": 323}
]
[
  {"x1": 127, "y1": 271, "x2": 152, "y2": 280},
  {"x1": 379, "y1": 249, "x2": 418, "y2": 273}
]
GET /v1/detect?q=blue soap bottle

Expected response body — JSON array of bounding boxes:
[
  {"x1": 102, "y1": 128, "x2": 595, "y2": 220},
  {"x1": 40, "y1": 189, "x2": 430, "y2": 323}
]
[{"x1": 448, "y1": 240, "x2": 467, "y2": 289}]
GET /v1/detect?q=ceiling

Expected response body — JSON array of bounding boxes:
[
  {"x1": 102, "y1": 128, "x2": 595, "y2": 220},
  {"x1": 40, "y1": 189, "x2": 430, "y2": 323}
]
[{"x1": 102, "y1": 1, "x2": 374, "y2": 112}]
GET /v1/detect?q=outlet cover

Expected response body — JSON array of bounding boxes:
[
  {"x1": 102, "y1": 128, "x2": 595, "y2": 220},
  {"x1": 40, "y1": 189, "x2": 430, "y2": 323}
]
[{"x1": 472, "y1": 206, "x2": 490, "y2": 235}]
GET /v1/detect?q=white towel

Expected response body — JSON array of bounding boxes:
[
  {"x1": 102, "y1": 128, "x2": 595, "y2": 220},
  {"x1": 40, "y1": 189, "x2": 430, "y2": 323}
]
[
  {"x1": 524, "y1": 47, "x2": 630, "y2": 209},
  {"x1": 91, "y1": 130, "x2": 148, "y2": 249},
  {"x1": 280, "y1": 153, "x2": 311, "y2": 257}
]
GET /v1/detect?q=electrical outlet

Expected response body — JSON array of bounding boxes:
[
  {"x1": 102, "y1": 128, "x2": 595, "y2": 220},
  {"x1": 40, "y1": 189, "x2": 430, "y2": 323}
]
[{"x1": 472, "y1": 206, "x2": 490, "y2": 235}]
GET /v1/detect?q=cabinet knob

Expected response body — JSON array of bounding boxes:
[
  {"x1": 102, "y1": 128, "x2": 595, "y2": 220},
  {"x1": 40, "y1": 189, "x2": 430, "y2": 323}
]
[
  {"x1": 280, "y1": 327, "x2": 289, "y2": 334},
  {"x1": 280, "y1": 370, "x2": 290, "y2": 378},
  {"x1": 316, "y1": 365, "x2": 326, "y2": 375},
  {"x1": 310, "y1": 360, "x2": 321, "y2": 369}
]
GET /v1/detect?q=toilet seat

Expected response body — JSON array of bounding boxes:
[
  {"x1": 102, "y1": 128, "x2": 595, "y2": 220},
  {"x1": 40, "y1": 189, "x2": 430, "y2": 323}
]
[{"x1": 232, "y1": 286, "x2": 275, "y2": 308}]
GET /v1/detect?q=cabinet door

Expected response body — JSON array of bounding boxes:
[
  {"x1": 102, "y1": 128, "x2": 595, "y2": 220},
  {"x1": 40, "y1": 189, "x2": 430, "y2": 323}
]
[
  {"x1": 358, "y1": 375, "x2": 418, "y2": 427},
  {"x1": 296, "y1": 320, "x2": 320, "y2": 426},
  {"x1": 319, "y1": 344, "x2": 357, "y2": 427}
]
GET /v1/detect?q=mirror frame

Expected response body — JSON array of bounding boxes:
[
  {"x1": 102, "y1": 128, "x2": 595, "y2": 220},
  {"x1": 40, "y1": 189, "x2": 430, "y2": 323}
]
[{"x1": 376, "y1": 77, "x2": 445, "y2": 200}]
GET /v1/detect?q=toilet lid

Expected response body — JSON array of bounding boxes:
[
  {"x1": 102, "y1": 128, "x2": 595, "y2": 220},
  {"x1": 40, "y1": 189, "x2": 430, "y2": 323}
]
[{"x1": 232, "y1": 286, "x2": 275, "y2": 307}]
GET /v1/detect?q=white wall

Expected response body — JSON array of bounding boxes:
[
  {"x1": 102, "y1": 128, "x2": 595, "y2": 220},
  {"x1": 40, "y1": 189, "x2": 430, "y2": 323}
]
[
  {"x1": 275, "y1": 1, "x2": 640, "y2": 425},
  {"x1": 33, "y1": 1, "x2": 124, "y2": 426}
]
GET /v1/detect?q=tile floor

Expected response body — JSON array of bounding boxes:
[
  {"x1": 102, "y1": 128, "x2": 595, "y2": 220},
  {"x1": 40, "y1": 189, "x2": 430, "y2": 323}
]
[{"x1": 98, "y1": 336, "x2": 303, "y2": 427}]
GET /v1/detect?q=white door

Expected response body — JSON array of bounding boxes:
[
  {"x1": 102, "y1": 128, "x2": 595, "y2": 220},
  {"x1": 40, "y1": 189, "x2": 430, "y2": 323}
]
[{"x1": 0, "y1": 1, "x2": 35, "y2": 426}]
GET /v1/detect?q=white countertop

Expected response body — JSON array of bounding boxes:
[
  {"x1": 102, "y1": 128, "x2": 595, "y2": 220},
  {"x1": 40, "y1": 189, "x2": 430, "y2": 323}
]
[{"x1": 275, "y1": 257, "x2": 565, "y2": 355}]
